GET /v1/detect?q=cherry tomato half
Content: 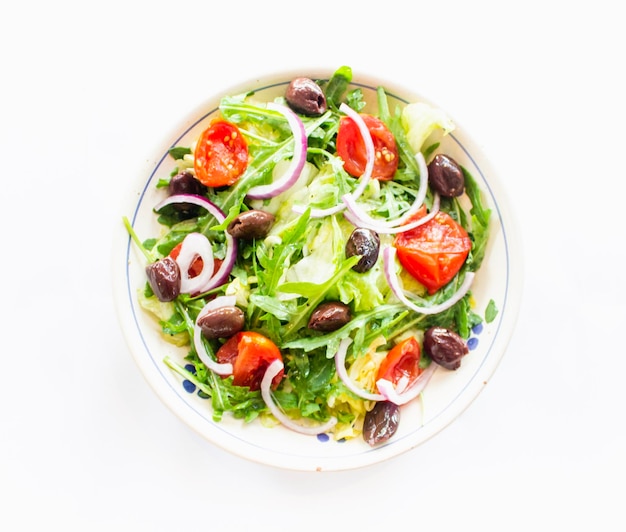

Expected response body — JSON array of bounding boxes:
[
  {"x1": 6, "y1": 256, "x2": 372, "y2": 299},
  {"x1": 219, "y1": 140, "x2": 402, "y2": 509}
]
[
  {"x1": 193, "y1": 119, "x2": 248, "y2": 187},
  {"x1": 377, "y1": 337, "x2": 422, "y2": 388},
  {"x1": 336, "y1": 114, "x2": 399, "y2": 181},
  {"x1": 394, "y1": 207, "x2": 472, "y2": 294},
  {"x1": 216, "y1": 331, "x2": 283, "y2": 391}
]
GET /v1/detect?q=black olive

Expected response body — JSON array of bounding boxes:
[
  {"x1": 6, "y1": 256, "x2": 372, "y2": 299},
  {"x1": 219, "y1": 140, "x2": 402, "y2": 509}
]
[
  {"x1": 423, "y1": 326, "x2": 469, "y2": 370},
  {"x1": 168, "y1": 171, "x2": 208, "y2": 217},
  {"x1": 285, "y1": 77, "x2": 328, "y2": 116},
  {"x1": 145, "y1": 256, "x2": 181, "y2": 302},
  {"x1": 427, "y1": 154, "x2": 465, "y2": 197},
  {"x1": 227, "y1": 210, "x2": 276, "y2": 240},
  {"x1": 363, "y1": 401, "x2": 400, "y2": 446},
  {"x1": 345, "y1": 228, "x2": 380, "y2": 273},
  {"x1": 308, "y1": 301, "x2": 351, "y2": 332},
  {"x1": 197, "y1": 306, "x2": 245, "y2": 339},
  {"x1": 169, "y1": 171, "x2": 206, "y2": 196}
]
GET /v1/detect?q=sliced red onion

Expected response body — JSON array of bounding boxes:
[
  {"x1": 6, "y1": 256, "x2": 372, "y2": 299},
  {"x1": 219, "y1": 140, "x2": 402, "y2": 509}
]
[
  {"x1": 296, "y1": 102, "x2": 375, "y2": 218},
  {"x1": 176, "y1": 232, "x2": 215, "y2": 295},
  {"x1": 201, "y1": 294, "x2": 237, "y2": 311},
  {"x1": 343, "y1": 193, "x2": 441, "y2": 234},
  {"x1": 394, "y1": 375, "x2": 410, "y2": 395},
  {"x1": 154, "y1": 194, "x2": 237, "y2": 292},
  {"x1": 246, "y1": 102, "x2": 307, "y2": 200},
  {"x1": 390, "y1": 151, "x2": 430, "y2": 224},
  {"x1": 341, "y1": 152, "x2": 431, "y2": 233},
  {"x1": 261, "y1": 359, "x2": 338, "y2": 435},
  {"x1": 193, "y1": 296, "x2": 236, "y2": 376},
  {"x1": 376, "y1": 361, "x2": 438, "y2": 405},
  {"x1": 334, "y1": 337, "x2": 385, "y2": 402},
  {"x1": 383, "y1": 246, "x2": 475, "y2": 315}
]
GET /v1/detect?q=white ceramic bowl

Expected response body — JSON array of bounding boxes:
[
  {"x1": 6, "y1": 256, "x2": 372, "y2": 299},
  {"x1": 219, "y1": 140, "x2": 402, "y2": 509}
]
[{"x1": 113, "y1": 68, "x2": 523, "y2": 472}]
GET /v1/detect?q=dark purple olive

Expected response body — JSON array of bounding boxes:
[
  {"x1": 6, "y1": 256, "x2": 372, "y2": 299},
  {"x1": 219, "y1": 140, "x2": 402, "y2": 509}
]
[
  {"x1": 423, "y1": 326, "x2": 469, "y2": 370},
  {"x1": 169, "y1": 171, "x2": 206, "y2": 196},
  {"x1": 345, "y1": 228, "x2": 380, "y2": 273},
  {"x1": 197, "y1": 306, "x2": 245, "y2": 339},
  {"x1": 308, "y1": 301, "x2": 351, "y2": 332},
  {"x1": 227, "y1": 210, "x2": 276, "y2": 240},
  {"x1": 427, "y1": 154, "x2": 465, "y2": 197},
  {"x1": 285, "y1": 77, "x2": 328, "y2": 116},
  {"x1": 168, "y1": 171, "x2": 208, "y2": 217},
  {"x1": 145, "y1": 256, "x2": 181, "y2": 302},
  {"x1": 363, "y1": 401, "x2": 400, "y2": 446}
]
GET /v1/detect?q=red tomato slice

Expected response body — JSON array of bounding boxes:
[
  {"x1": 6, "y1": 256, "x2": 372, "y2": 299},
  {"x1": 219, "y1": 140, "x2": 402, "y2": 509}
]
[
  {"x1": 377, "y1": 337, "x2": 422, "y2": 387},
  {"x1": 336, "y1": 114, "x2": 399, "y2": 181},
  {"x1": 394, "y1": 207, "x2": 472, "y2": 294},
  {"x1": 193, "y1": 119, "x2": 248, "y2": 187},
  {"x1": 216, "y1": 331, "x2": 283, "y2": 391}
]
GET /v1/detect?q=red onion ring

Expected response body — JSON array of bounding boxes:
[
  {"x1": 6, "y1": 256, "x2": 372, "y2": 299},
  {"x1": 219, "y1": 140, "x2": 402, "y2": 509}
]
[
  {"x1": 297, "y1": 102, "x2": 375, "y2": 218},
  {"x1": 382, "y1": 246, "x2": 475, "y2": 315},
  {"x1": 261, "y1": 359, "x2": 338, "y2": 435},
  {"x1": 192, "y1": 295, "x2": 236, "y2": 375},
  {"x1": 341, "y1": 152, "x2": 431, "y2": 233},
  {"x1": 376, "y1": 362, "x2": 438, "y2": 405},
  {"x1": 246, "y1": 102, "x2": 307, "y2": 200},
  {"x1": 176, "y1": 232, "x2": 215, "y2": 295},
  {"x1": 334, "y1": 338, "x2": 385, "y2": 402},
  {"x1": 154, "y1": 194, "x2": 237, "y2": 292},
  {"x1": 343, "y1": 193, "x2": 441, "y2": 234}
]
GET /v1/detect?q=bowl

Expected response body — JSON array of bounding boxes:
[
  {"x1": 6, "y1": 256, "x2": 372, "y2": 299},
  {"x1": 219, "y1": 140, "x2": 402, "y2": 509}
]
[{"x1": 113, "y1": 68, "x2": 522, "y2": 471}]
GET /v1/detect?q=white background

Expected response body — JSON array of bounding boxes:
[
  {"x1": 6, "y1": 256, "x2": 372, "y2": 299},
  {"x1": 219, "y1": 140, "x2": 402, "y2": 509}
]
[{"x1": 2, "y1": 1, "x2": 624, "y2": 530}]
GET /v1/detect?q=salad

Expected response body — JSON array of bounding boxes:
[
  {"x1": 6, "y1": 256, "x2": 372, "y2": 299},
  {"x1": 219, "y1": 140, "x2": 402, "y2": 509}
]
[{"x1": 124, "y1": 66, "x2": 495, "y2": 446}]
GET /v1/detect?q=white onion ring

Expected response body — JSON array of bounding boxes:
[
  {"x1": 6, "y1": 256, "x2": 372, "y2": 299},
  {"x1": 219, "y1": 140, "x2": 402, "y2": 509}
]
[
  {"x1": 261, "y1": 359, "x2": 338, "y2": 435},
  {"x1": 383, "y1": 246, "x2": 475, "y2": 315},
  {"x1": 176, "y1": 232, "x2": 215, "y2": 295},
  {"x1": 376, "y1": 362, "x2": 438, "y2": 405},
  {"x1": 342, "y1": 152, "x2": 430, "y2": 232},
  {"x1": 155, "y1": 194, "x2": 237, "y2": 292},
  {"x1": 200, "y1": 294, "x2": 237, "y2": 312},
  {"x1": 343, "y1": 193, "x2": 441, "y2": 234},
  {"x1": 246, "y1": 102, "x2": 307, "y2": 200},
  {"x1": 334, "y1": 337, "x2": 385, "y2": 402},
  {"x1": 192, "y1": 295, "x2": 236, "y2": 375},
  {"x1": 297, "y1": 102, "x2": 375, "y2": 218}
]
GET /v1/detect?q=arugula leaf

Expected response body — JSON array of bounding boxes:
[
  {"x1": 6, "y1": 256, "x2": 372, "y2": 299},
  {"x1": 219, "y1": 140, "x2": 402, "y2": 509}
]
[
  {"x1": 324, "y1": 65, "x2": 352, "y2": 111},
  {"x1": 463, "y1": 167, "x2": 491, "y2": 227},
  {"x1": 377, "y1": 87, "x2": 422, "y2": 179},
  {"x1": 248, "y1": 294, "x2": 294, "y2": 321},
  {"x1": 485, "y1": 299, "x2": 499, "y2": 323},
  {"x1": 286, "y1": 351, "x2": 337, "y2": 421},
  {"x1": 463, "y1": 166, "x2": 492, "y2": 271},
  {"x1": 256, "y1": 209, "x2": 311, "y2": 296},
  {"x1": 168, "y1": 146, "x2": 192, "y2": 160}
]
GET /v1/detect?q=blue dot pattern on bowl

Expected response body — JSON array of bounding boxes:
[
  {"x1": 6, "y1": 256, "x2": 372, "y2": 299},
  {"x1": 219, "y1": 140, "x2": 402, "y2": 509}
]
[
  {"x1": 182, "y1": 379, "x2": 196, "y2": 393},
  {"x1": 183, "y1": 364, "x2": 199, "y2": 396},
  {"x1": 468, "y1": 322, "x2": 483, "y2": 351}
]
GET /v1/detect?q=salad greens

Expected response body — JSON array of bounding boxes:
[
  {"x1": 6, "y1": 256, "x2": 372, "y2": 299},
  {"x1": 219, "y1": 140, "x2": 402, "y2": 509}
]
[{"x1": 126, "y1": 66, "x2": 495, "y2": 441}]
